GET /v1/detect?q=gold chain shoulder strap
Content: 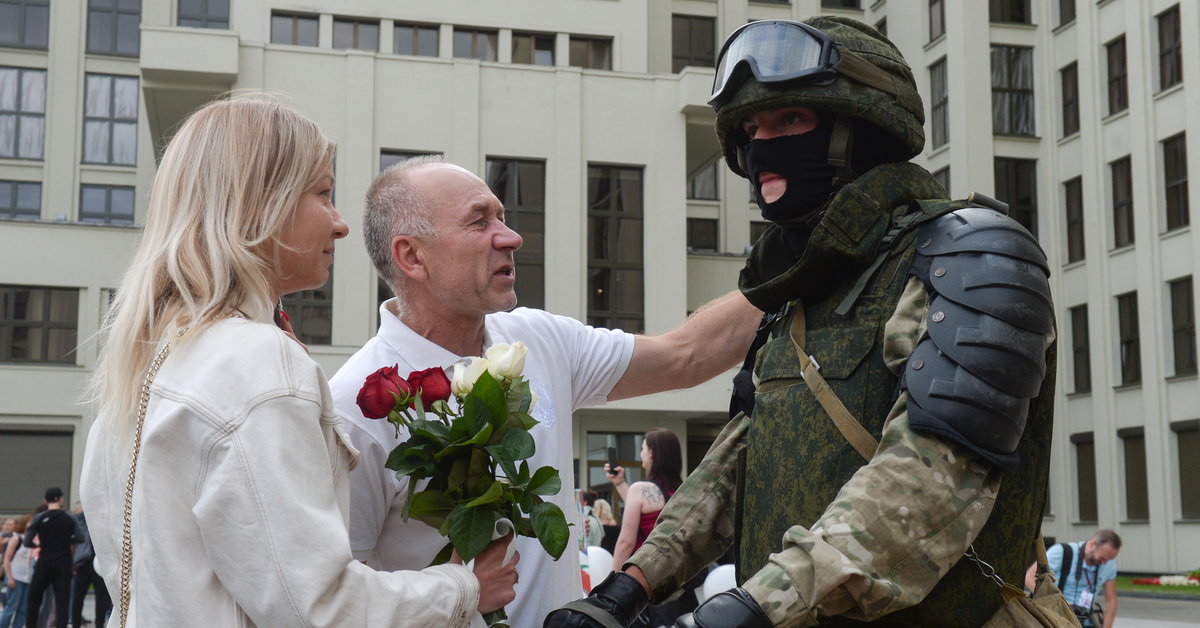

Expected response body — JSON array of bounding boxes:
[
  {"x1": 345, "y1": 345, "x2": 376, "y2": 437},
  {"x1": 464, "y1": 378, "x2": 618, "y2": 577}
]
[{"x1": 119, "y1": 327, "x2": 185, "y2": 627}]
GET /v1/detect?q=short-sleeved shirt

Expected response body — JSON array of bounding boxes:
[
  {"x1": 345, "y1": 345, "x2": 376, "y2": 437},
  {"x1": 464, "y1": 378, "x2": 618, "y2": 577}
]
[
  {"x1": 329, "y1": 302, "x2": 634, "y2": 628},
  {"x1": 1046, "y1": 541, "x2": 1117, "y2": 609}
]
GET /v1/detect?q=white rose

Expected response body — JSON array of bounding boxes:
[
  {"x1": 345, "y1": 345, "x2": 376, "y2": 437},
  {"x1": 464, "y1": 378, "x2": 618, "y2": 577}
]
[
  {"x1": 485, "y1": 342, "x2": 527, "y2": 380},
  {"x1": 451, "y1": 357, "x2": 488, "y2": 396}
]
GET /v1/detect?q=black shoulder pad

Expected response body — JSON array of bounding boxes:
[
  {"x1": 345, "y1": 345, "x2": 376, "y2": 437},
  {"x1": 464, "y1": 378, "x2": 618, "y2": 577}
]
[{"x1": 903, "y1": 205, "x2": 1054, "y2": 472}]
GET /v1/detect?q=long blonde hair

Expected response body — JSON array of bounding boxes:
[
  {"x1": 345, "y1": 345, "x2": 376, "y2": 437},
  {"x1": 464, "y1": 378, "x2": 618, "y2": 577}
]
[{"x1": 89, "y1": 98, "x2": 334, "y2": 431}]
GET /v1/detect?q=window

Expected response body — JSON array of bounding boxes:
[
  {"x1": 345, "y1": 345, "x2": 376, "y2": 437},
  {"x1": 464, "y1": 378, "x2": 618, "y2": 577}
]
[
  {"x1": 1163, "y1": 132, "x2": 1188, "y2": 231},
  {"x1": 271, "y1": 13, "x2": 318, "y2": 46},
  {"x1": 929, "y1": 0, "x2": 945, "y2": 41},
  {"x1": 1059, "y1": 0, "x2": 1076, "y2": 26},
  {"x1": 874, "y1": 18, "x2": 886, "y2": 37},
  {"x1": 1170, "y1": 277, "x2": 1196, "y2": 377},
  {"x1": 687, "y1": 218, "x2": 718, "y2": 252},
  {"x1": 333, "y1": 18, "x2": 379, "y2": 52},
  {"x1": 1117, "y1": 291, "x2": 1140, "y2": 386},
  {"x1": 0, "y1": 0, "x2": 49, "y2": 48},
  {"x1": 0, "y1": 285, "x2": 78, "y2": 363},
  {"x1": 990, "y1": 0, "x2": 1030, "y2": 23},
  {"x1": 822, "y1": 0, "x2": 861, "y2": 7},
  {"x1": 1072, "y1": 432, "x2": 1097, "y2": 523},
  {"x1": 394, "y1": 22, "x2": 438, "y2": 57},
  {"x1": 87, "y1": 0, "x2": 141, "y2": 56},
  {"x1": 994, "y1": 158, "x2": 1037, "y2": 237},
  {"x1": 80, "y1": 184, "x2": 134, "y2": 225},
  {"x1": 1111, "y1": 156, "x2": 1134, "y2": 247},
  {"x1": 671, "y1": 15, "x2": 715, "y2": 73},
  {"x1": 991, "y1": 46, "x2": 1035, "y2": 136},
  {"x1": 933, "y1": 166, "x2": 950, "y2": 196},
  {"x1": 1070, "y1": 304, "x2": 1091, "y2": 393},
  {"x1": 0, "y1": 66, "x2": 45, "y2": 160},
  {"x1": 1174, "y1": 420, "x2": 1200, "y2": 519},
  {"x1": 587, "y1": 165, "x2": 643, "y2": 332},
  {"x1": 1119, "y1": 428, "x2": 1149, "y2": 521},
  {"x1": 281, "y1": 277, "x2": 333, "y2": 345},
  {"x1": 1061, "y1": 62, "x2": 1079, "y2": 137},
  {"x1": 585, "y1": 432, "x2": 646, "y2": 510},
  {"x1": 379, "y1": 150, "x2": 440, "y2": 172},
  {"x1": 1158, "y1": 5, "x2": 1182, "y2": 91},
  {"x1": 750, "y1": 220, "x2": 770, "y2": 247},
  {"x1": 83, "y1": 74, "x2": 138, "y2": 166},
  {"x1": 1107, "y1": 37, "x2": 1128, "y2": 115},
  {"x1": 687, "y1": 160, "x2": 718, "y2": 201},
  {"x1": 177, "y1": 0, "x2": 228, "y2": 29},
  {"x1": 569, "y1": 36, "x2": 612, "y2": 70},
  {"x1": 0, "y1": 427, "x2": 74, "y2": 512},
  {"x1": 1064, "y1": 177, "x2": 1084, "y2": 263},
  {"x1": 929, "y1": 58, "x2": 949, "y2": 148},
  {"x1": 513, "y1": 32, "x2": 554, "y2": 66},
  {"x1": 0, "y1": 180, "x2": 38, "y2": 220},
  {"x1": 485, "y1": 158, "x2": 545, "y2": 310},
  {"x1": 453, "y1": 27, "x2": 497, "y2": 61}
]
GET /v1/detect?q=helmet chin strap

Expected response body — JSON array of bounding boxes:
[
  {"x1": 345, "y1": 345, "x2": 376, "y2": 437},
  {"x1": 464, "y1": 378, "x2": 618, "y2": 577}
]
[{"x1": 827, "y1": 115, "x2": 858, "y2": 186}]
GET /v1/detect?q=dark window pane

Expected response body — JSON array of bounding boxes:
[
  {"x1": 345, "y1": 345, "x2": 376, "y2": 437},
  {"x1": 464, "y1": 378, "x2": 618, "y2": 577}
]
[
  {"x1": 587, "y1": 164, "x2": 644, "y2": 332},
  {"x1": 1122, "y1": 433, "x2": 1149, "y2": 521},
  {"x1": 991, "y1": 46, "x2": 1035, "y2": 136},
  {"x1": 485, "y1": 157, "x2": 545, "y2": 309},
  {"x1": 930, "y1": 58, "x2": 949, "y2": 148},
  {"x1": 1070, "y1": 305, "x2": 1090, "y2": 393},
  {"x1": 687, "y1": 218, "x2": 718, "y2": 251},
  {"x1": 929, "y1": 0, "x2": 945, "y2": 41},
  {"x1": 671, "y1": 15, "x2": 715, "y2": 73},
  {"x1": 1108, "y1": 37, "x2": 1128, "y2": 115},
  {"x1": 1177, "y1": 425, "x2": 1200, "y2": 518},
  {"x1": 994, "y1": 158, "x2": 1038, "y2": 238},
  {"x1": 1171, "y1": 277, "x2": 1196, "y2": 376},
  {"x1": 1158, "y1": 6, "x2": 1182, "y2": 91},
  {"x1": 1112, "y1": 157, "x2": 1134, "y2": 247},
  {"x1": 1163, "y1": 133, "x2": 1188, "y2": 231},
  {"x1": 1075, "y1": 435, "x2": 1097, "y2": 522},
  {"x1": 990, "y1": 0, "x2": 1031, "y2": 23},
  {"x1": 1061, "y1": 63, "x2": 1079, "y2": 137},
  {"x1": 1117, "y1": 292, "x2": 1140, "y2": 386},
  {"x1": 1060, "y1": 0, "x2": 1076, "y2": 26},
  {"x1": 0, "y1": 285, "x2": 79, "y2": 363},
  {"x1": 1065, "y1": 177, "x2": 1084, "y2": 263}
]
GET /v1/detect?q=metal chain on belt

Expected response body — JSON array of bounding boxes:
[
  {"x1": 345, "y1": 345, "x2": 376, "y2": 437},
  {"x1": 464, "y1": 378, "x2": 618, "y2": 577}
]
[
  {"x1": 119, "y1": 327, "x2": 186, "y2": 628},
  {"x1": 963, "y1": 544, "x2": 1006, "y2": 589}
]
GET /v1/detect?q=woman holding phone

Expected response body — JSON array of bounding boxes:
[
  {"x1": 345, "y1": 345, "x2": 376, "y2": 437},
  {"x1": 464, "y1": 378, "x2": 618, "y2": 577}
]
[
  {"x1": 606, "y1": 428, "x2": 683, "y2": 568},
  {"x1": 80, "y1": 98, "x2": 517, "y2": 627}
]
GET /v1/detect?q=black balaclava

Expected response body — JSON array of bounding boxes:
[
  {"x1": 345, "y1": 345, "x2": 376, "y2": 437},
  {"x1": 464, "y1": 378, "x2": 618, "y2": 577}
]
[
  {"x1": 743, "y1": 112, "x2": 839, "y2": 223},
  {"x1": 743, "y1": 113, "x2": 839, "y2": 254}
]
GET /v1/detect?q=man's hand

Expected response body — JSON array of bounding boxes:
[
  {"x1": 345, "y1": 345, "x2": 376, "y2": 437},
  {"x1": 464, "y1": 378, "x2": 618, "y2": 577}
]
[
  {"x1": 543, "y1": 571, "x2": 649, "y2": 627},
  {"x1": 674, "y1": 588, "x2": 772, "y2": 628}
]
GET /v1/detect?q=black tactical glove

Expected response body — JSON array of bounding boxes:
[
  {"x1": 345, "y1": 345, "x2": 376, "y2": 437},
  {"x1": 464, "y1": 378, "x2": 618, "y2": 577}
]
[
  {"x1": 543, "y1": 571, "x2": 651, "y2": 628},
  {"x1": 674, "y1": 588, "x2": 772, "y2": 628}
]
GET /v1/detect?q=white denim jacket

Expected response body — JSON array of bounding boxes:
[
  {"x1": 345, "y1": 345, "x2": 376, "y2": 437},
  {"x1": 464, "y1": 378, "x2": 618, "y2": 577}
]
[{"x1": 81, "y1": 302, "x2": 480, "y2": 627}]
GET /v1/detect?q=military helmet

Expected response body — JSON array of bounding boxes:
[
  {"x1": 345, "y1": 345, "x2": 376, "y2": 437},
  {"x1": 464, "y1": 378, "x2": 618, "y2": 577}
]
[{"x1": 711, "y1": 16, "x2": 925, "y2": 177}]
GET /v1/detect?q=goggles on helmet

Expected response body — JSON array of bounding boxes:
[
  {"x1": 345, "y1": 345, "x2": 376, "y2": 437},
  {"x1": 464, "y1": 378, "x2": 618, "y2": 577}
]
[{"x1": 709, "y1": 20, "x2": 840, "y2": 108}]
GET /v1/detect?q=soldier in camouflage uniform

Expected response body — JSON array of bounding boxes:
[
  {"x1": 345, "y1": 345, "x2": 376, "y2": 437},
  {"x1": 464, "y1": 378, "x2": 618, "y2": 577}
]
[{"x1": 546, "y1": 16, "x2": 1060, "y2": 628}]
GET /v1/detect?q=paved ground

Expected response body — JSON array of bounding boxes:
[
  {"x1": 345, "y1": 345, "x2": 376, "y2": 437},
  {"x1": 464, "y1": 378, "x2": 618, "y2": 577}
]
[{"x1": 1113, "y1": 594, "x2": 1200, "y2": 627}]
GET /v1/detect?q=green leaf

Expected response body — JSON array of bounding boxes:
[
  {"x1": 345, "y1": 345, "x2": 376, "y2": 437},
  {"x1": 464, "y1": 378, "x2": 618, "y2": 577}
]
[
  {"x1": 470, "y1": 371, "x2": 509, "y2": 428},
  {"x1": 447, "y1": 504, "x2": 495, "y2": 562},
  {"x1": 427, "y1": 541, "x2": 454, "y2": 567},
  {"x1": 527, "y1": 465, "x2": 561, "y2": 496},
  {"x1": 497, "y1": 459, "x2": 519, "y2": 484},
  {"x1": 513, "y1": 412, "x2": 539, "y2": 430},
  {"x1": 408, "y1": 489, "x2": 454, "y2": 530},
  {"x1": 530, "y1": 501, "x2": 570, "y2": 559},
  {"x1": 505, "y1": 379, "x2": 532, "y2": 414},
  {"x1": 446, "y1": 456, "x2": 468, "y2": 492},
  {"x1": 464, "y1": 480, "x2": 504, "y2": 508},
  {"x1": 468, "y1": 448, "x2": 492, "y2": 494},
  {"x1": 464, "y1": 422, "x2": 495, "y2": 446},
  {"x1": 484, "y1": 427, "x2": 535, "y2": 465},
  {"x1": 518, "y1": 461, "x2": 532, "y2": 484},
  {"x1": 409, "y1": 419, "x2": 451, "y2": 443},
  {"x1": 449, "y1": 408, "x2": 478, "y2": 441}
]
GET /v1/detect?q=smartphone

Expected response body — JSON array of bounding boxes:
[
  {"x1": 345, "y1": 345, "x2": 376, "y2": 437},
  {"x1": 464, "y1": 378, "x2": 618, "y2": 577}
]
[{"x1": 606, "y1": 447, "x2": 619, "y2": 475}]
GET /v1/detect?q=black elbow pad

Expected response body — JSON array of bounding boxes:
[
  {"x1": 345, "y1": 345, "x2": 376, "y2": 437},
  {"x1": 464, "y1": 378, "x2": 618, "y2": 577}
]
[{"x1": 903, "y1": 207, "x2": 1054, "y2": 472}]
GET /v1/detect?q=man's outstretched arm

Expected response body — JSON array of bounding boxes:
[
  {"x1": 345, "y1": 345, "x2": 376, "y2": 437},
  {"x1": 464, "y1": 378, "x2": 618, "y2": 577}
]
[{"x1": 610, "y1": 291, "x2": 761, "y2": 401}]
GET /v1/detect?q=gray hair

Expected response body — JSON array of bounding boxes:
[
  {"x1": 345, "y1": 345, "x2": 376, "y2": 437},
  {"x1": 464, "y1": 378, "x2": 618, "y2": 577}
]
[{"x1": 363, "y1": 154, "x2": 445, "y2": 295}]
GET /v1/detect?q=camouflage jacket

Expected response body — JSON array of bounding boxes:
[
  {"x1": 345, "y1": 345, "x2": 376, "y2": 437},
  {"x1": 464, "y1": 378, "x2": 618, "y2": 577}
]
[{"x1": 627, "y1": 163, "x2": 1055, "y2": 627}]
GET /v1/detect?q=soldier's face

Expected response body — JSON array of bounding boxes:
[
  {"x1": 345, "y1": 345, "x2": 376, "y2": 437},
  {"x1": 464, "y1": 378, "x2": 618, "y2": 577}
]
[{"x1": 740, "y1": 107, "x2": 819, "y2": 203}]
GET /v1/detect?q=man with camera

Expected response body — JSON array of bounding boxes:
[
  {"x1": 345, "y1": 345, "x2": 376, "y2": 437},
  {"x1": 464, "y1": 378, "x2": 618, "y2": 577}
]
[{"x1": 1025, "y1": 530, "x2": 1121, "y2": 628}]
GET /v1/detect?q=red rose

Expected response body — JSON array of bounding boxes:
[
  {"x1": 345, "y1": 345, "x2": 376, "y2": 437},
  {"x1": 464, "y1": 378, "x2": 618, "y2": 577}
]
[
  {"x1": 407, "y1": 367, "x2": 453, "y2": 405},
  {"x1": 356, "y1": 365, "x2": 412, "y2": 419}
]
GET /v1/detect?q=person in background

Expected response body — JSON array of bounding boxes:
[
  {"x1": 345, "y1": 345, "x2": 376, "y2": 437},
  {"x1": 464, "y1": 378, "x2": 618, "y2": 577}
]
[
  {"x1": 0, "y1": 515, "x2": 33, "y2": 628},
  {"x1": 1025, "y1": 530, "x2": 1121, "y2": 628},
  {"x1": 608, "y1": 429, "x2": 682, "y2": 569},
  {"x1": 23, "y1": 488, "x2": 81, "y2": 628},
  {"x1": 591, "y1": 499, "x2": 620, "y2": 555},
  {"x1": 68, "y1": 504, "x2": 109, "y2": 628},
  {"x1": 79, "y1": 97, "x2": 517, "y2": 628},
  {"x1": 580, "y1": 491, "x2": 604, "y2": 549}
]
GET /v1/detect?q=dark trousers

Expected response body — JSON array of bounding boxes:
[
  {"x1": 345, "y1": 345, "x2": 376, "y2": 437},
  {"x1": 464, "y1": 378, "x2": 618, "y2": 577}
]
[
  {"x1": 25, "y1": 562, "x2": 70, "y2": 628},
  {"x1": 70, "y1": 561, "x2": 110, "y2": 628}
]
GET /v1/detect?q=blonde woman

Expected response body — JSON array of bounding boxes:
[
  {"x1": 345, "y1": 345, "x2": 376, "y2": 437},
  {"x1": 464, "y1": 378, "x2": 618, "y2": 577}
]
[{"x1": 80, "y1": 98, "x2": 517, "y2": 627}]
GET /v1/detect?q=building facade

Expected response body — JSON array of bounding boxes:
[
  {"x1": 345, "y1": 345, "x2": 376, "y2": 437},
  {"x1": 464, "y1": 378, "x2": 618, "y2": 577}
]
[{"x1": 1, "y1": 0, "x2": 1197, "y2": 573}]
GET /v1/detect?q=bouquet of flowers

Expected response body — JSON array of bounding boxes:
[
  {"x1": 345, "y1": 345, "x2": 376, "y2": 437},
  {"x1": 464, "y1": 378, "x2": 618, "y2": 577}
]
[{"x1": 355, "y1": 342, "x2": 569, "y2": 625}]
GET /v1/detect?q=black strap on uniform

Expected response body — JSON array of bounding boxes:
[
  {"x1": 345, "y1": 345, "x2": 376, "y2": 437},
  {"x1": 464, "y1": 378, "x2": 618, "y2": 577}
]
[
  {"x1": 1058, "y1": 543, "x2": 1074, "y2": 584},
  {"x1": 728, "y1": 311, "x2": 780, "y2": 419}
]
